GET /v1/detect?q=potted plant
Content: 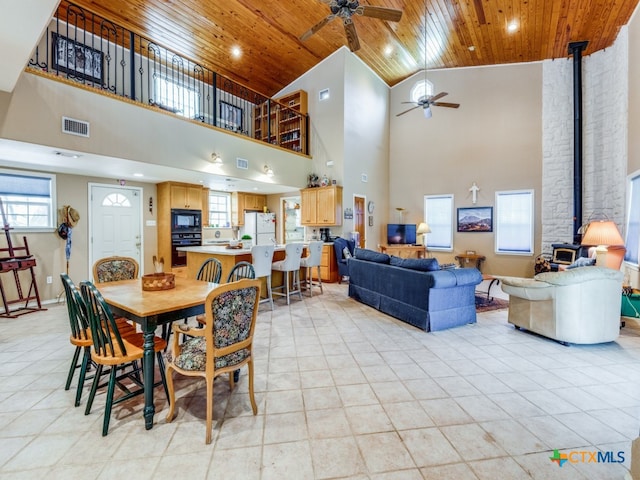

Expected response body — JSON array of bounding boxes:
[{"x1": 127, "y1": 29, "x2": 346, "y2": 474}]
[{"x1": 241, "y1": 234, "x2": 253, "y2": 249}]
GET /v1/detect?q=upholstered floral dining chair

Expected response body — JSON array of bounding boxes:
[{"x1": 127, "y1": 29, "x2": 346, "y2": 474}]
[
  {"x1": 165, "y1": 278, "x2": 261, "y2": 444},
  {"x1": 93, "y1": 256, "x2": 139, "y2": 283}
]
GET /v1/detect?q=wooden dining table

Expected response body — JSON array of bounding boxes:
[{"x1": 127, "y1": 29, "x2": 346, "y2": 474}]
[{"x1": 96, "y1": 277, "x2": 218, "y2": 430}]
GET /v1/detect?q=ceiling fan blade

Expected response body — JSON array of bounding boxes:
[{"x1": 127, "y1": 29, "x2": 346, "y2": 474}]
[
  {"x1": 343, "y1": 18, "x2": 360, "y2": 51},
  {"x1": 432, "y1": 102, "x2": 460, "y2": 108},
  {"x1": 396, "y1": 105, "x2": 421, "y2": 117},
  {"x1": 359, "y1": 5, "x2": 403, "y2": 22},
  {"x1": 300, "y1": 15, "x2": 335, "y2": 41},
  {"x1": 400, "y1": 101, "x2": 419, "y2": 105},
  {"x1": 429, "y1": 92, "x2": 448, "y2": 102}
]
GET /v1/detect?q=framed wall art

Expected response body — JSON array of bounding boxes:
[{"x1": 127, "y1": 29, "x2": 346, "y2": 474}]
[
  {"x1": 220, "y1": 101, "x2": 243, "y2": 131},
  {"x1": 457, "y1": 206, "x2": 493, "y2": 232},
  {"x1": 52, "y1": 33, "x2": 104, "y2": 83}
]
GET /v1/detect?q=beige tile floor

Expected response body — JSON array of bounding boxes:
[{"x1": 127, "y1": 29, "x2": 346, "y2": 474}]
[{"x1": 0, "y1": 282, "x2": 639, "y2": 479}]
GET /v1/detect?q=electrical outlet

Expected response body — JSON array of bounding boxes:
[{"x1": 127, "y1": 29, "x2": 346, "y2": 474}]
[{"x1": 46, "y1": 276, "x2": 53, "y2": 284}]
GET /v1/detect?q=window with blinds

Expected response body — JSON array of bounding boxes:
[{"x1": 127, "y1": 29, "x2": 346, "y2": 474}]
[{"x1": 0, "y1": 170, "x2": 56, "y2": 229}]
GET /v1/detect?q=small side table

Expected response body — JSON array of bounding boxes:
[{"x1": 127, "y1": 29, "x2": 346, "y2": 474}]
[
  {"x1": 455, "y1": 253, "x2": 486, "y2": 271},
  {"x1": 477, "y1": 274, "x2": 500, "y2": 303}
]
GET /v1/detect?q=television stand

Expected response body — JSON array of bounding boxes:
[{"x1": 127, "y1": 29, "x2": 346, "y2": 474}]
[{"x1": 379, "y1": 244, "x2": 425, "y2": 259}]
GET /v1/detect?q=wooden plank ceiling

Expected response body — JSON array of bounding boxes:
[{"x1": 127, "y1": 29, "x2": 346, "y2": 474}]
[{"x1": 69, "y1": 0, "x2": 639, "y2": 98}]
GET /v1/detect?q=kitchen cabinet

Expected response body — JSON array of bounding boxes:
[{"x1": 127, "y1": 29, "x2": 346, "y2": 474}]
[
  {"x1": 157, "y1": 181, "x2": 204, "y2": 276},
  {"x1": 300, "y1": 185, "x2": 342, "y2": 226},
  {"x1": 169, "y1": 183, "x2": 203, "y2": 209},
  {"x1": 300, "y1": 188, "x2": 317, "y2": 224},
  {"x1": 310, "y1": 244, "x2": 338, "y2": 283},
  {"x1": 231, "y1": 192, "x2": 267, "y2": 226},
  {"x1": 201, "y1": 188, "x2": 210, "y2": 226}
]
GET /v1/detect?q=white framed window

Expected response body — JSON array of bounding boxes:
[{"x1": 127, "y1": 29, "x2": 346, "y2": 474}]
[
  {"x1": 153, "y1": 74, "x2": 199, "y2": 119},
  {"x1": 495, "y1": 189, "x2": 534, "y2": 255},
  {"x1": 410, "y1": 79, "x2": 434, "y2": 103},
  {"x1": 0, "y1": 170, "x2": 56, "y2": 230},
  {"x1": 624, "y1": 172, "x2": 640, "y2": 265},
  {"x1": 424, "y1": 194, "x2": 453, "y2": 251},
  {"x1": 208, "y1": 191, "x2": 231, "y2": 227}
]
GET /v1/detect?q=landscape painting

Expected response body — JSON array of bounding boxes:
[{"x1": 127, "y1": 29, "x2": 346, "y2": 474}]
[{"x1": 457, "y1": 207, "x2": 493, "y2": 232}]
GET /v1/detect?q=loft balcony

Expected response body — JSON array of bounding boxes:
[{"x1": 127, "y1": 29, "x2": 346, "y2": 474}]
[{"x1": 26, "y1": 0, "x2": 309, "y2": 156}]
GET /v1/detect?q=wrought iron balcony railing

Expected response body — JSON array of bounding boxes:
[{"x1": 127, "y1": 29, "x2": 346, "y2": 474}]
[{"x1": 27, "y1": 0, "x2": 308, "y2": 155}]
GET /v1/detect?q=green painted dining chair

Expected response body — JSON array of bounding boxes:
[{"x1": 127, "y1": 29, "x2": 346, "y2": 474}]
[
  {"x1": 60, "y1": 273, "x2": 136, "y2": 407},
  {"x1": 80, "y1": 280, "x2": 168, "y2": 436}
]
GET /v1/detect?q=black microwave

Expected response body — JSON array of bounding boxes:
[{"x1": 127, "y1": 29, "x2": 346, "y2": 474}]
[{"x1": 171, "y1": 209, "x2": 202, "y2": 232}]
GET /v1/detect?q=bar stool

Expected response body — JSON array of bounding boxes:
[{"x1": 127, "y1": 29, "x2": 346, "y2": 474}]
[
  {"x1": 300, "y1": 240, "x2": 323, "y2": 296},
  {"x1": 271, "y1": 242, "x2": 304, "y2": 305},
  {"x1": 251, "y1": 244, "x2": 275, "y2": 310}
]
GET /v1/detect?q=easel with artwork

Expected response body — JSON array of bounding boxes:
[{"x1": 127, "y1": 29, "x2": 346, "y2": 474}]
[{"x1": 0, "y1": 199, "x2": 45, "y2": 318}]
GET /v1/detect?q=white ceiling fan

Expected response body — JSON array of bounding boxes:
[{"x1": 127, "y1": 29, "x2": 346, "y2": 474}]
[{"x1": 396, "y1": 3, "x2": 460, "y2": 118}]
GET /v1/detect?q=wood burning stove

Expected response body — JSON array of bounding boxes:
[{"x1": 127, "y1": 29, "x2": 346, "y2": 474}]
[{"x1": 550, "y1": 243, "x2": 591, "y2": 271}]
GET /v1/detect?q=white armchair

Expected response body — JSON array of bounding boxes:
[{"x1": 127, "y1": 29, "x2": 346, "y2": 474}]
[{"x1": 500, "y1": 267, "x2": 623, "y2": 345}]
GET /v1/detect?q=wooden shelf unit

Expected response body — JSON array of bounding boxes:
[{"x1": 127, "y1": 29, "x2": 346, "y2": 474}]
[{"x1": 254, "y1": 90, "x2": 308, "y2": 154}]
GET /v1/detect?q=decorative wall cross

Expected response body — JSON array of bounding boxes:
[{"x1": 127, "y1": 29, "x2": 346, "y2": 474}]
[{"x1": 469, "y1": 182, "x2": 480, "y2": 204}]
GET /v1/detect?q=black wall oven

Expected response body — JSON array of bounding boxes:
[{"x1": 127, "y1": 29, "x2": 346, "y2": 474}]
[
  {"x1": 171, "y1": 209, "x2": 202, "y2": 267},
  {"x1": 171, "y1": 232, "x2": 201, "y2": 267}
]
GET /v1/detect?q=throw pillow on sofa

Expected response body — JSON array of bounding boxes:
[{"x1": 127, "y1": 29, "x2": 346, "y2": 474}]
[
  {"x1": 354, "y1": 248, "x2": 390, "y2": 264},
  {"x1": 389, "y1": 256, "x2": 440, "y2": 271}
]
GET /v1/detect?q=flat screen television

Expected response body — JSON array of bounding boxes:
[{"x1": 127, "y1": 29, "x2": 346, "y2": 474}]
[{"x1": 387, "y1": 224, "x2": 417, "y2": 245}]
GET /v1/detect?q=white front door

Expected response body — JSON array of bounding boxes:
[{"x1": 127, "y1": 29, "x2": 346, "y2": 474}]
[{"x1": 89, "y1": 184, "x2": 142, "y2": 279}]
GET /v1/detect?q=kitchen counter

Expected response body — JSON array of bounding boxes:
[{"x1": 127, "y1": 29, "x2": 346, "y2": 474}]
[
  {"x1": 176, "y1": 244, "x2": 295, "y2": 282},
  {"x1": 176, "y1": 244, "x2": 288, "y2": 256}
]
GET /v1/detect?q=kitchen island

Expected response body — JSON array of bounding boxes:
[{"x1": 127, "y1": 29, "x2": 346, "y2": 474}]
[
  {"x1": 177, "y1": 242, "x2": 338, "y2": 286},
  {"x1": 176, "y1": 244, "x2": 288, "y2": 281}
]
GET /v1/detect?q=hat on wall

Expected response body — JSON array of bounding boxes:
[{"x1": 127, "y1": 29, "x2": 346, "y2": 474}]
[
  {"x1": 57, "y1": 222, "x2": 69, "y2": 239},
  {"x1": 64, "y1": 205, "x2": 80, "y2": 228}
]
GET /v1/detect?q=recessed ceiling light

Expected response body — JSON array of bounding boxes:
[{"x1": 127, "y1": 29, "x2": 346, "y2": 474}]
[
  {"x1": 133, "y1": 173, "x2": 144, "y2": 177},
  {"x1": 231, "y1": 46, "x2": 242, "y2": 58},
  {"x1": 507, "y1": 21, "x2": 518, "y2": 33},
  {"x1": 468, "y1": 45, "x2": 476, "y2": 51},
  {"x1": 383, "y1": 45, "x2": 393, "y2": 57}
]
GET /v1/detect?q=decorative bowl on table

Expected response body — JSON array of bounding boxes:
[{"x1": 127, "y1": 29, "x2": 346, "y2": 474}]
[{"x1": 142, "y1": 272, "x2": 175, "y2": 291}]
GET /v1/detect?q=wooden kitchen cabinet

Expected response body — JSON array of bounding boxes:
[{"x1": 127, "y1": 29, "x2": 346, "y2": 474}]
[
  {"x1": 311, "y1": 244, "x2": 338, "y2": 283},
  {"x1": 300, "y1": 188, "x2": 317, "y2": 224},
  {"x1": 231, "y1": 192, "x2": 267, "y2": 225},
  {"x1": 201, "y1": 188, "x2": 210, "y2": 226},
  {"x1": 300, "y1": 185, "x2": 342, "y2": 226},
  {"x1": 169, "y1": 183, "x2": 203, "y2": 209},
  {"x1": 157, "y1": 181, "x2": 204, "y2": 277}
]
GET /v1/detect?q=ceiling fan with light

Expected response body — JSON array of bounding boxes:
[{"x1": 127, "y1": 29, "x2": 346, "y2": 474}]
[
  {"x1": 300, "y1": 0, "x2": 403, "y2": 52},
  {"x1": 396, "y1": 3, "x2": 460, "y2": 118}
]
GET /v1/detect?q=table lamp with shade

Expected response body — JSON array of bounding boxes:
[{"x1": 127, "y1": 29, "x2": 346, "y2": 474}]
[
  {"x1": 417, "y1": 222, "x2": 431, "y2": 246},
  {"x1": 581, "y1": 220, "x2": 625, "y2": 269}
]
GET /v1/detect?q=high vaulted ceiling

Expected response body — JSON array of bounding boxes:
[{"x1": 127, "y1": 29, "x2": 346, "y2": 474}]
[{"x1": 69, "y1": 0, "x2": 639, "y2": 98}]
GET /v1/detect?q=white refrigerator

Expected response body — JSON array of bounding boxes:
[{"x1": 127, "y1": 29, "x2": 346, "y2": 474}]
[{"x1": 244, "y1": 212, "x2": 276, "y2": 245}]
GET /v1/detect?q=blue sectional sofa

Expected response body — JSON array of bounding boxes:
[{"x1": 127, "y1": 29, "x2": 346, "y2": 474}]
[{"x1": 347, "y1": 248, "x2": 482, "y2": 331}]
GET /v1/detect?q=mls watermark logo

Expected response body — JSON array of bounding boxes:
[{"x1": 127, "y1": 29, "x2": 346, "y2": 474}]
[{"x1": 550, "y1": 449, "x2": 625, "y2": 467}]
